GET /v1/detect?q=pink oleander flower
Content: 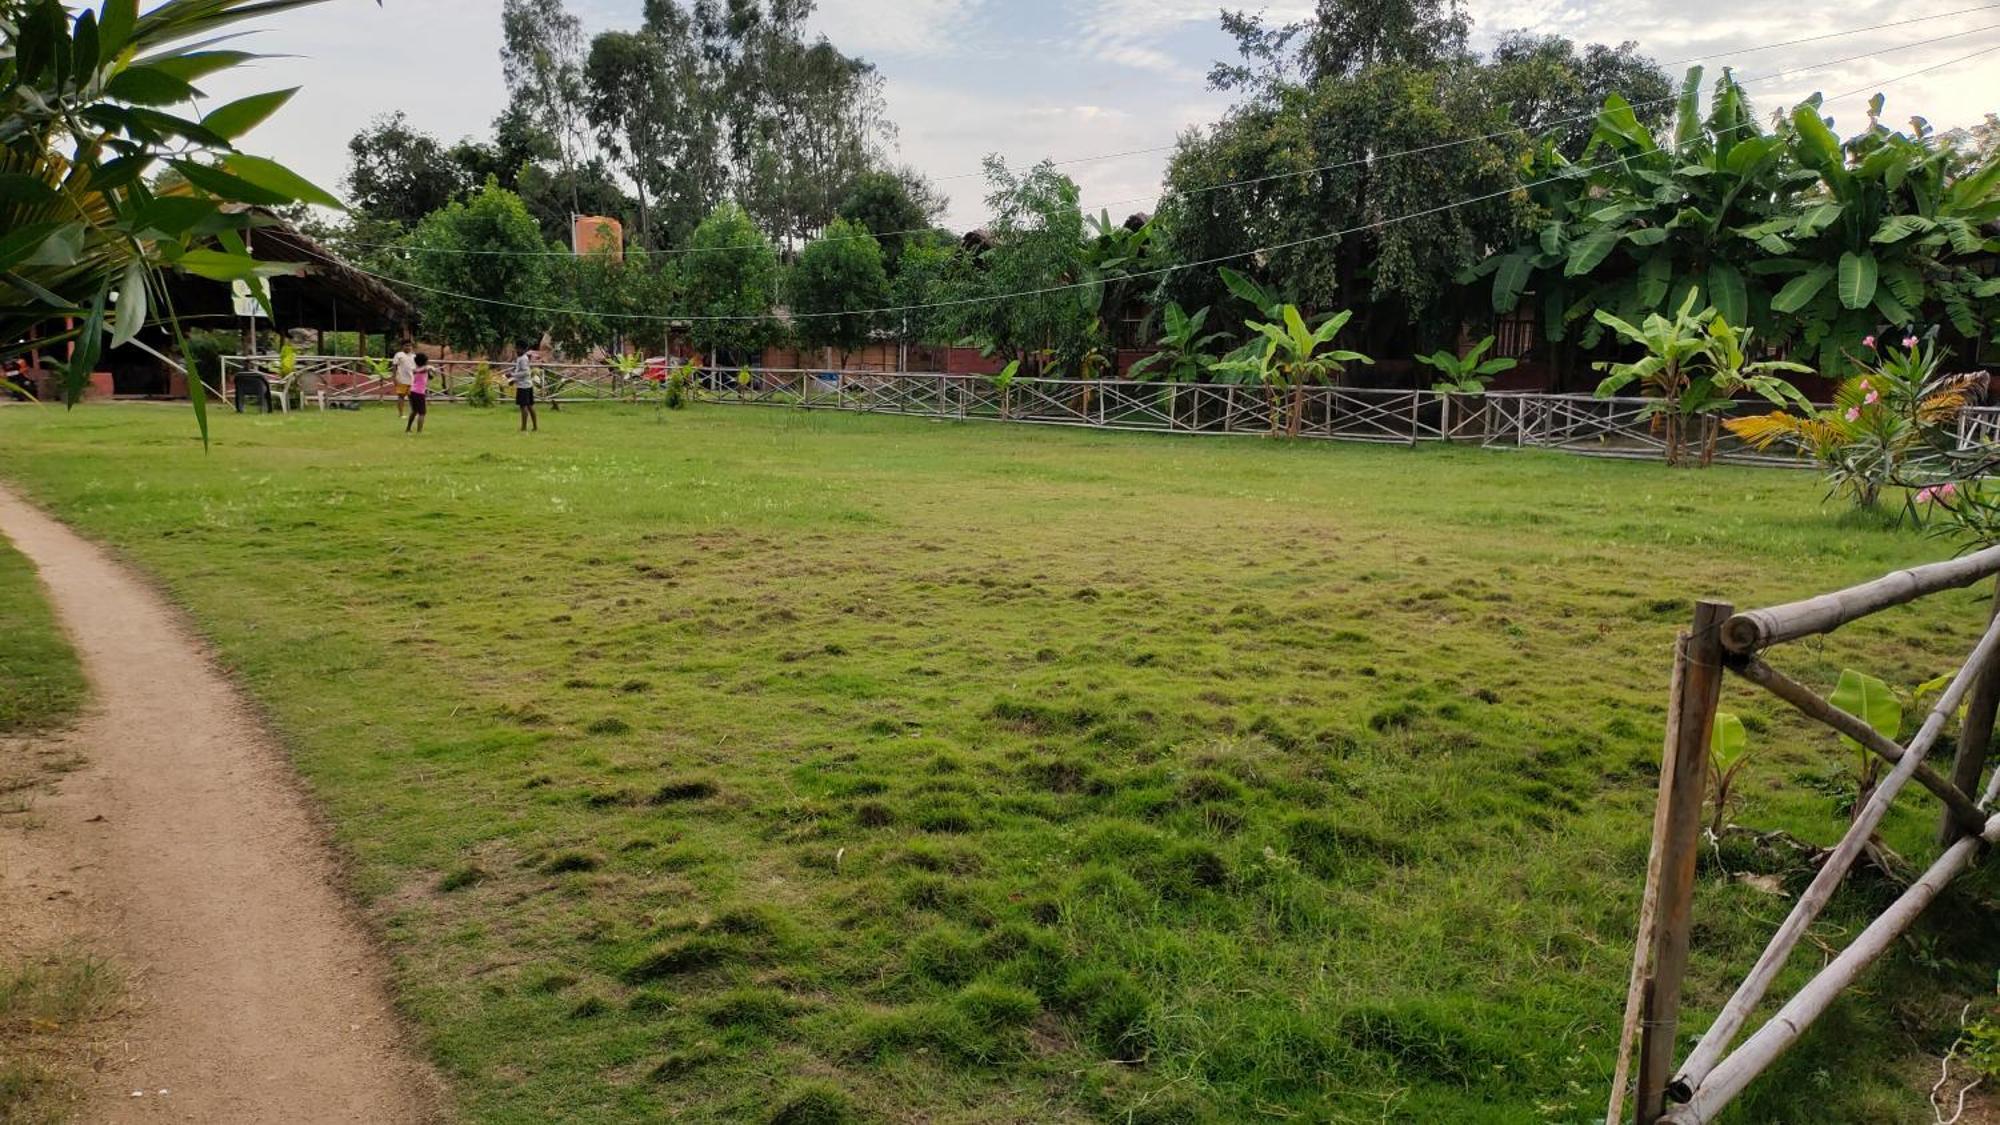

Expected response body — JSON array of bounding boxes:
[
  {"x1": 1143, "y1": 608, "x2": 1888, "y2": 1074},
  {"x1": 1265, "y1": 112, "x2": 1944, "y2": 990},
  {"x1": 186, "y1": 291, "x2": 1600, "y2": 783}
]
[
  {"x1": 1942, "y1": 482, "x2": 1959, "y2": 498},
  {"x1": 1904, "y1": 335, "x2": 1920, "y2": 349},
  {"x1": 1865, "y1": 391, "x2": 1880, "y2": 405},
  {"x1": 1845, "y1": 407, "x2": 1862, "y2": 423},
  {"x1": 1859, "y1": 379, "x2": 1872, "y2": 392},
  {"x1": 1863, "y1": 335, "x2": 1878, "y2": 348},
  {"x1": 1918, "y1": 487, "x2": 1938, "y2": 504}
]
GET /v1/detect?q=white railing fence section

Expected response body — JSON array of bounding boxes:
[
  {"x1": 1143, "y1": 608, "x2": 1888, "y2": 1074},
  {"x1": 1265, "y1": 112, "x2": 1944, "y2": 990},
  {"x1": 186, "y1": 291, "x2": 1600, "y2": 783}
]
[{"x1": 221, "y1": 356, "x2": 1997, "y2": 467}]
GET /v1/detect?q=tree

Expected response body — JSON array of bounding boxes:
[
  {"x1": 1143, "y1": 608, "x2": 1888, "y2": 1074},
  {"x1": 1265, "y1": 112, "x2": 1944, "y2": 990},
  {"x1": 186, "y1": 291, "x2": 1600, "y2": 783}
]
[
  {"x1": 837, "y1": 168, "x2": 947, "y2": 271},
  {"x1": 678, "y1": 202, "x2": 782, "y2": 363},
  {"x1": 941, "y1": 159, "x2": 1094, "y2": 373},
  {"x1": 501, "y1": 0, "x2": 589, "y2": 218},
  {"x1": 1486, "y1": 33, "x2": 1672, "y2": 155},
  {"x1": 344, "y1": 113, "x2": 469, "y2": 229},
  {"x1": 790, "y1": 218, "x2": 889, "y2": 364},
  {"x1": 886, "y1": 230, "x2": 958, "y2": 364},
  {"x1": 408, "y1": 181, "x2": 551, "y2": 355},
  {"x1": 1, "y1": 0, "x2": 356, "y2": 435}
]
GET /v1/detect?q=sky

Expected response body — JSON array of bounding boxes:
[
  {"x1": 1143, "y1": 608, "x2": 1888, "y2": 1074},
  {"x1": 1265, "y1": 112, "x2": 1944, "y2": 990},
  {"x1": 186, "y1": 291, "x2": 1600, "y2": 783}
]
[{"x1": 193, "y1": 0, "x2": 2000, "y2": 233}]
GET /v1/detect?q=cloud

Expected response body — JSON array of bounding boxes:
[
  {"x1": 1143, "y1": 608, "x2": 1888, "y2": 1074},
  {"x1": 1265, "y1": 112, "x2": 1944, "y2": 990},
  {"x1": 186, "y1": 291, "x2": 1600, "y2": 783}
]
[{"x1": 808, "y1": 0, "x2": 977, "y2": 56}]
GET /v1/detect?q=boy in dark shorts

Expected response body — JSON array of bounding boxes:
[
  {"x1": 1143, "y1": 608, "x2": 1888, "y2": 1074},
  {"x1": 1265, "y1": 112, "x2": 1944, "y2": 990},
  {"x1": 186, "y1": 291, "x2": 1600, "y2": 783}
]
[
  {"x1": 405, "y1": 354, "x2": 432, "y2": 434},
  {"x1": 511, "y1": 342, "x2": 539, "y2": 432}
]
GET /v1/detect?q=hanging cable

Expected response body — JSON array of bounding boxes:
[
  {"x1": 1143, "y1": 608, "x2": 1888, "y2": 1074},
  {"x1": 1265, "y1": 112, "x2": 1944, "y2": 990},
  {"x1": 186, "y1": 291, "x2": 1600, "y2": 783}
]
[
  {"x1": 326, "y1": 13, "x2": 2000, "y2": 260},
  {"x1": 285, "y1": 40, "x2": 2000, "y2": 325}
]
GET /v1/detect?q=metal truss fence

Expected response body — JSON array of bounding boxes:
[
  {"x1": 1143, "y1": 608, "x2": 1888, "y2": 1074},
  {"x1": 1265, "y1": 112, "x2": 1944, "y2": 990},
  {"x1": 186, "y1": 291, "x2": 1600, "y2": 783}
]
[{"x1": 226, "y1": 357, "x2": 2000, "y2": 467}]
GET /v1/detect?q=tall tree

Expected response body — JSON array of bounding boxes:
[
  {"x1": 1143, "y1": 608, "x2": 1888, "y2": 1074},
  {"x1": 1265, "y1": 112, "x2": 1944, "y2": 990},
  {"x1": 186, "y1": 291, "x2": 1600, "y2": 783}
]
[
  {"x1": 942, "y1": 160, "x2": 1095, "y2": 372},
  {"x1": 790, "y1": 218, "x2": 889, "y2": 364},
  {"x1": 344, "y1": 113, "x2": 470, "y2": 230},
  {"x1": 501, "y1": 0, "x2": 588, "y2": 219},
  {"x1": 837, "y1": 168, "x2": 948, "y2": 272},
  {"x1": 1486, "y1": 33, "x2": 1673, "y2": 155}
]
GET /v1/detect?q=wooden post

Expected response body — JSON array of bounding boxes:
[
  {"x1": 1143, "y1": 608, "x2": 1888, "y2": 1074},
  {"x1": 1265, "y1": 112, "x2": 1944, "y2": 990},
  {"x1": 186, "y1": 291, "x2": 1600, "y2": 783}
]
[
  {"x1": 1943, "y1": 580, "x2": 2000, "y2": 845},
  {"x1": 1636, "y1": 599, "x2": 1732, "y2": 1124}
]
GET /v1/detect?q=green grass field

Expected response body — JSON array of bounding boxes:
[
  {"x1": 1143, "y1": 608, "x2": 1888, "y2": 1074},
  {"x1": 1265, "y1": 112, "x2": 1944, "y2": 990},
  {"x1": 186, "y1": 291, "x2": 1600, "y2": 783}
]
[
  {"x1": 0, "y1": 402, "x2": 1994, "y2": 1124},
  {"x1": 0, "y1": 535, "x2": 84, "y2": 738}
]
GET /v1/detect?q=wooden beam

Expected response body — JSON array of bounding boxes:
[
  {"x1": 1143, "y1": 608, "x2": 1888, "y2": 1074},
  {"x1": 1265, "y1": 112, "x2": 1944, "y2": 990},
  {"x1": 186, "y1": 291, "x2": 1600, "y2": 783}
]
[
  {"x1": 1732, "y1": 657, "x2": 1987, "y2": 835},
  {"x1": 1663, "y1": 814, "x2": 2000, "y2": 1124},
  {"x1": 1674, "y1": 612, "x2": 2000, "y2": 1096},
  {"x1": 1723, "y1": 544, "x2": 2000, "y2": 652},
  {"x1": 1943, "y1": 581, "x2": 2000, "y2": 845},
  {"x1": 1607, "y1": 644, "x2": 1690, "y2": 1125},
  {"x1": 1636, "y1": 599, "x2": 1731, "y2": 1124}
]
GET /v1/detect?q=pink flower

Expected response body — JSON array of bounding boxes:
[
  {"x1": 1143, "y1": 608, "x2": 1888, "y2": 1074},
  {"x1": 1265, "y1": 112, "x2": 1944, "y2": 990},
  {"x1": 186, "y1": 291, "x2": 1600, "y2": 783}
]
[
  {"x1": 1904, "y1": 336, "x2": 1920, "y2": 349},
  {"x1": 1942, "y1": 482, "x2": 1959, "y2": 498},
  {"x1": 1845, "y1": 407, "x2": 1862, "y2": 423},
  {"x1": 1918, "y1": 487, "x2": 1937, "y2": 504},
  {"x1": 1859, "y1": 379, "x2": 1872, "y2": 392},
  {"x1": 1863, "y1": 335, "x2": 1878, "y2": 349},
  {"x1": 1865, "y1": 391, "x2": 1880, "y2": 405}
]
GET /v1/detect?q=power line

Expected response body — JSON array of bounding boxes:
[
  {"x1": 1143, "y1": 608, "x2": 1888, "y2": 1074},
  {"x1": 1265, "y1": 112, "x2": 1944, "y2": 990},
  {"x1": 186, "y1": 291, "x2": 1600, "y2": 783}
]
[
  {"x1": 327, "y1": 10, "x2": 2000, "y2": 261},
  {"x1": 290, "y1": 39, "x2": 2000, "y2": 325}
]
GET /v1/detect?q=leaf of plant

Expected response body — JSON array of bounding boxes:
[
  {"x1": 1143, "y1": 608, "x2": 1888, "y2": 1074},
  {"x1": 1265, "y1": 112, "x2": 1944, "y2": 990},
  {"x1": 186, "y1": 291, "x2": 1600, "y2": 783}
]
[
  {"x1": 1711, "y1": 712, "x2": 1747, "y2": 770},
  {"x1": 106, "y1": 65, "x2": 200, "y2": 107},
  {"x1": 1771, "y1": 265, "x2": 1834, "y2": 314},
  {"x1": 1829, "y1": 669, "x2": 1902, "y2": 754},
  {"x1": 201, "y1": 89, "x2": 297, "y2": 141},
  {"x1": 1837, "y1": 252, "x2": 1879, "y2": 311},
  {"x1": 1565, "y1": 227, "x2": 1622, "y2": 277},
  {"x1": 1708, "y1": 261, "x2": 1748, "y2": 327},
  {"x1": 111, "y1": 259, "x2": 147, "y2": 348},
  {"x1": 222, "y1": 155, "x2": 343, "y2": 210}
]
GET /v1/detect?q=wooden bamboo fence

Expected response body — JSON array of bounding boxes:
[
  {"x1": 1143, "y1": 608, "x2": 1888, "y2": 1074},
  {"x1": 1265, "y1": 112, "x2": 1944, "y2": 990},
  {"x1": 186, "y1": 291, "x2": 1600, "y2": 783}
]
[{"x1": 1611, "y1": 549, "x2": 2000, "y2": 1124}]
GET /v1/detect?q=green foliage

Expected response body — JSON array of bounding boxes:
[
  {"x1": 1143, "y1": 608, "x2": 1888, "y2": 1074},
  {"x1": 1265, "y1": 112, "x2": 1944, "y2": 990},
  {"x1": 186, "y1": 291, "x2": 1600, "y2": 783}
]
[
  {"x1": 679, "y1": 202, "x2": 782, "y2": 362},
  {"x1": 1127, "y1": 302, "x2": 1226, "y2": 383},
  {"x1": 940, "y1": 159, "x2": 1094, "y2": 370},
  {"x1": 1729, "y1": 336, "x2": 1978, "y2": 508},
  {"x1": 1707, "y1": 712, "x2": 1753, "y2": 834},
  {"x1": 1, "y1": 0, "x2": 357, "y2": 440},
  {"x1": 1593, "y1": 289, "x2": 1811, "y2": 466},
  {"x1": 1414, "y1": 334, "x2": 1516, "y2": 394},
  {"x1": 1830, "y1": 668, "x2": 1901, "y2": 802},
  {"x1": 1486, "y1": 71, "x2": 2000, "y2": 374},
  {"x1": 837, "y1": 168, "x2": 947, "y2": 272},
  {"x1": 791, "y1": 218, "x2": 889, "y2": 362},
  {"x1": 409, "y1": 181, "x2": 551, "y2": 354},
  {"x1": 344, "y1": 111, "x2": 470, "y2": 229},
  {"x1": 1214, "y1": 304, "x2": 1373, "y2": 434},
  {"x1": 0, "y1": 539, "x2": 84, "y2": 734},
  {"x1": 462, "y1": 362, "x2": 500, "y2": 408}
]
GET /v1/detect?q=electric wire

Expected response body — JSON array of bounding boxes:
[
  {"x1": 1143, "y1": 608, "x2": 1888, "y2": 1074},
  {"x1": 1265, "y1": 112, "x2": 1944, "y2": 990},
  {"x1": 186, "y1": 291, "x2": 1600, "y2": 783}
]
[{"x1": 289, "y1": 39, "x2": 2000, "y2": 324}]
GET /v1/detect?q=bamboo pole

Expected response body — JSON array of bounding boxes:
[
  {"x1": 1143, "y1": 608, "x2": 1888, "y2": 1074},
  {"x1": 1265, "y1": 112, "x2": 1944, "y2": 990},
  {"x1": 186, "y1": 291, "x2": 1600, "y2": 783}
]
[
  {"x1": 1637, "y1": 599, "x2": 1732, "y2": 1124},
  {"x1": 1673, "y1": 611, "x2": 2000, "y2": 1096},
  {"x1": 1662, "y1": 814, "x2": 2000, "y2": 1124},
  {"x1": 1733, "y1": 657, "x2": 1987, "y2": 835},
  {"x1": 1943, "y1": 581, "x2": 2000, "y2": 845},
  {"x1": 1722, "y1": 544, "x2": 2000, "y2": 653},
  {"x1": 1607, "y1": 638, "x2": 1691, "y2": 1125}
]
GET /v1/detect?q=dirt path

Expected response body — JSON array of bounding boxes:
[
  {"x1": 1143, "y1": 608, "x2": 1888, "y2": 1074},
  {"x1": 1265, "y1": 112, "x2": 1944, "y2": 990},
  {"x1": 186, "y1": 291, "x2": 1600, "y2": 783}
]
[{"x1": 0, "y1": 485, "x2": 445, "y2": 1123}]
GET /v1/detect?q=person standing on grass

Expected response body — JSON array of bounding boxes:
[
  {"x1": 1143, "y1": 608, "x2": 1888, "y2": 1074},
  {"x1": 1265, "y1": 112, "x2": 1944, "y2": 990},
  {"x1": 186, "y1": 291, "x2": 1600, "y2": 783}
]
[
  {"x1": 391, "y1": 340, "x2": 416, "y2": 419},
  {"x1": 405, "y1": 354, "x2": 432, "y2": 434},
  {"x1": 511, "y1": 341, "x2": 540, "y2": 433}
]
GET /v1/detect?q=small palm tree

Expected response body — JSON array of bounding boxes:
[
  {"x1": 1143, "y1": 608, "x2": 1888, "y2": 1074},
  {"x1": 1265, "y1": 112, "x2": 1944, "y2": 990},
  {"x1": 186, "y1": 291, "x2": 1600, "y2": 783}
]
[
  {"x1": 1129, "y1": 303, "x2": 1227, "y2": 384},
  {"x1": 1217, "y1": 305, "x2": 1372, "y2": 436}
]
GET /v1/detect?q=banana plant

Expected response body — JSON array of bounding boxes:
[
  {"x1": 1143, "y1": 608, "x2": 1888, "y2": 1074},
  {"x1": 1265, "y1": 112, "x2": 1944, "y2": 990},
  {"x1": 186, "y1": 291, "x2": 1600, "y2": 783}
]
[
  {"x1": 989, "y1": 359, "x2": 1020, "y2": 420},
  {"x1": 1592, "y1": 288, "x2": 1720, "y2": 466},
  {"x1": 2, "y1": 0, "x2": 363, "y2": 442},
  {"x1": 1415, "y1": 334, "x2": 1516, "y2": 394},
  {"x1": 1829, "y1": 669, "x2": 1902, "y2": 818},
  {"x1": 1707, "y1": 712, "x2": 1754, "y2": 837},
  {"x1": 1128, "y1": 302, "x2": 1226, "y2": 383},
  {"x1": 1215, "y1": 304, "x2": 1372, "y2": 437}
]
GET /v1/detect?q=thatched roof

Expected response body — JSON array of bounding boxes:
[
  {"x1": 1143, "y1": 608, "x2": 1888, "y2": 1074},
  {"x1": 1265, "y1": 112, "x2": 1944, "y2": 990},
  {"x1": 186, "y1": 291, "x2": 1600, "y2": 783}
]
[{"x1": 159, "y1": 208, "x2": 414, "y2": 332}]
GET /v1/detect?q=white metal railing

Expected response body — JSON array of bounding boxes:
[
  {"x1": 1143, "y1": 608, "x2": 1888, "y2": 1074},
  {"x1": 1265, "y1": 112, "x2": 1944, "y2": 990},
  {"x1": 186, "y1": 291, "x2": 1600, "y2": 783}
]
[{"x1": 222, "y1": 356, "x2": 1996, "y2": 470}]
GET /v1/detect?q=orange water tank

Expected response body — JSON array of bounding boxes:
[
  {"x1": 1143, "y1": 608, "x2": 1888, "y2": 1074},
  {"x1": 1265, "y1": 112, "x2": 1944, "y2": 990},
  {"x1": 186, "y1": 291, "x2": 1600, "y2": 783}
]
[{"x1": 573, "y1": 216, "x2": 624, "y2": 260}]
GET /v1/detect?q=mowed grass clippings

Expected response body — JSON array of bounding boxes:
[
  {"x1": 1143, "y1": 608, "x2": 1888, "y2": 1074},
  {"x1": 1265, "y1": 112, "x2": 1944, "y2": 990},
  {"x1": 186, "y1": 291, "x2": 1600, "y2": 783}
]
[{"x1": 0, "y1": 403, "x2": 1995, "y2": 1123}]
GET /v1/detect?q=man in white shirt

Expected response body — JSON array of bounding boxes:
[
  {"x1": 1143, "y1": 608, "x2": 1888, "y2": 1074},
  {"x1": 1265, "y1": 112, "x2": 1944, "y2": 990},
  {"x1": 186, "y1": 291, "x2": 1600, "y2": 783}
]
[{"x1": 391, "y1": 341, "x2": 416, "y2": 419}]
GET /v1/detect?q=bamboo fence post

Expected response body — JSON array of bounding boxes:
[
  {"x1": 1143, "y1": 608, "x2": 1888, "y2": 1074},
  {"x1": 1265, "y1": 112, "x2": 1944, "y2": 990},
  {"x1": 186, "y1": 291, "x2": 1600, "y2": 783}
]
[
  {"x1": 1607, "y1": 640, "x2": 1690, "y2": 1125},
  {"x1": 1942, "y1": 580, "x2": 2000, "y2": 845},
  {"x1": 1733, "y1": 658, "x2": 1987, "y2": 835},
  {"x1": 1663, "y1": 816, "x2": 2000, "y2": 1124},
  {"x1": 1636, "y1": 599, "x2": 1732, "y2": 1124},
  {"x1": 1674, "y1": 612, "x2": 2000, "y2": 1096}
]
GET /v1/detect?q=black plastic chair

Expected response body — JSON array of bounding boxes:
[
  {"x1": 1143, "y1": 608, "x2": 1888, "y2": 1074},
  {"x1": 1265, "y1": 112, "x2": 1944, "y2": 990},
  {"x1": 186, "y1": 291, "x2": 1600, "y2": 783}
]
[{"x1": 233, "y1": 373, "x2": 274, "y2": 414}]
